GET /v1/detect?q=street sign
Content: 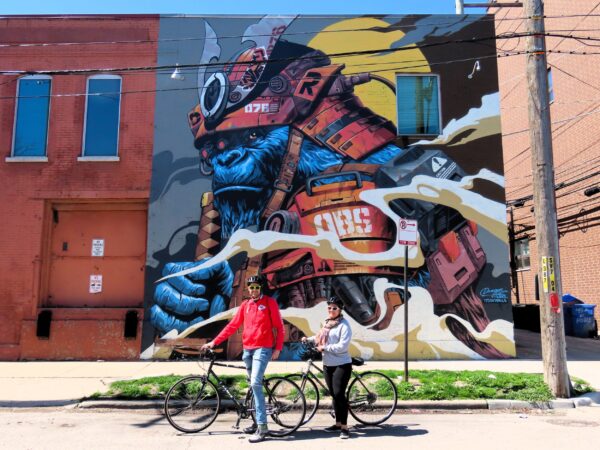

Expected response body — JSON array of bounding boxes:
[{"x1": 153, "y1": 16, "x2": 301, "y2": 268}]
[{"x1": 398, "y1": 218, "x2": 418, "y2": 246}]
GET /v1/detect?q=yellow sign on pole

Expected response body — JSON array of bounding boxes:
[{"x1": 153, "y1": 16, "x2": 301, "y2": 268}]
[
  {"x1": 548, "y1": 256, "x2": 556, "y2": 293},
  {"x1": 541, "y1": 257, "x2": 549, "y2": 293},
  {"x1": 541, "y1": 256, "x2": 556, "y2": 293}
]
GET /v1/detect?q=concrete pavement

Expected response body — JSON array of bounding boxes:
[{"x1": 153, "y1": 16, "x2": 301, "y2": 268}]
[
  {"x1": 1, "y1": 330, "x2": 599, "y2": 408},
  {"x1": 4, "y1": 407, "x2": 600, "y2": 450}
]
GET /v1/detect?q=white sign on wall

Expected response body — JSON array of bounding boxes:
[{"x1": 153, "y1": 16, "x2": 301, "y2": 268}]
[
  {"x1": 91, "y1": 239, "x2": 105, "y2": 257},
  {"x1": 89, "y1": 275, "x2": 103, "y2": 294},
  {"x1": 397, "y1": 218, "x2": 418, "y2": 246}
]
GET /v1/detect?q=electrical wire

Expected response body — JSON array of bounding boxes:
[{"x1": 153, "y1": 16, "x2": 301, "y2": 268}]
[
  {"x1": 0, "y1": 51, "x2": 519, "y2": 101},
  {"x1": 2, "y1": 31, "x2": 600, "y2": 78},
  {"x1": 506, "y1": 170, "x2": 600, "y2": 207},
  {"x1": 0, "y1": 16, "x2": 505, "y2": 49}
]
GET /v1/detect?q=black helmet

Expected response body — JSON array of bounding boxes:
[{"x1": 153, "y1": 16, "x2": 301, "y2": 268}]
[
  {"x1": 326, "y1": 296, "x2": 344, "y2": 310},
  {"x1": 246, "y1": 275, "x2": 264, "y2": 286}
]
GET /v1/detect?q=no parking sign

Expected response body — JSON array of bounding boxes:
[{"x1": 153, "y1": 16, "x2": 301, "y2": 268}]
[{"x1": 398, "y1": 218, "x2": 418, "y2": 246}]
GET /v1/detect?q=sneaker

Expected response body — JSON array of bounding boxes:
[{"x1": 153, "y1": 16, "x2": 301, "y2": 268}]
[
  {"x1": 340, "y1": 429, "x2": 350, "y2": 439},
  {"x1": 243, "y1": 423, "x2": 257, "y2": 434},
  {"x1": 324, "y1": 425, "x2": 341, "y2": 433},
  {"x1": 248, "y1": 426, "x2": 269, "y2": 443}
]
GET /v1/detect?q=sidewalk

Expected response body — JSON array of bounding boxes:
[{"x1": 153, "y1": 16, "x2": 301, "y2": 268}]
[{"x1": 1, "y1": 330, "x2": 599, "y2": 408}]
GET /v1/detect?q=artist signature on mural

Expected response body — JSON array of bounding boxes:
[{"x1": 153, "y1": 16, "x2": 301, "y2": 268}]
[{"x1": 480, "y1": 288, "x2": 509, "y2": 303}]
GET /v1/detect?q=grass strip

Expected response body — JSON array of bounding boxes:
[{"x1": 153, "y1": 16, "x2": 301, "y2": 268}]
[{"x1": 86, "y1": 369, "x2": 594, "y2": 402}]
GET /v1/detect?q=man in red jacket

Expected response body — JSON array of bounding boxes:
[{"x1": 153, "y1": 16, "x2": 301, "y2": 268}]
[{"x1": 202, "y1": 275, "x2": 284, "y2": 443}]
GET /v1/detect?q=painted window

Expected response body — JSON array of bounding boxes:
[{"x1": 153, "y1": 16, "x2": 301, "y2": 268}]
[
  {"x1": 395, "y1": 74, "x2": 441, "y2": 135},
  {"x1": 12, "y1": 75, "x2": 51, "y2": 157},
  {"x1": 82, "y1": 75, "x2": 122, "y2": 156},
  {"x1": 514, "y1": 238, "x2": 530, "y2": 270},
  {"x1": 547, "y1": 67, "x2": 554, "y2": 103}
]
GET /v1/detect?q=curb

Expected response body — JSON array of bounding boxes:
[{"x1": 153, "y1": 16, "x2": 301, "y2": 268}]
[
  {"x1": 71, "y1": 396, "x2": 597, "y2": 411},
  {"x1": 0, "y1": 400, "x2": 79, "y2": 408},
  {"x1": 4, "y1": 391, "x2": 598, "y2": 410}
]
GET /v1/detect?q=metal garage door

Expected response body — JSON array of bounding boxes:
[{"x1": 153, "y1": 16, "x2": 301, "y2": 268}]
[{"x1": 45, "y1": 203, "x2": 147, "y2": 308}]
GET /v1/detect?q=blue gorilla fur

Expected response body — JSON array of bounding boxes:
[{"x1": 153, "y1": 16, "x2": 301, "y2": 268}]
[
  {"x1": 151, "y1": 125, "x2": 421, "y2": 337},
  {"x1": 212, "y1": 125, "x2": 401, "y2": 238}
]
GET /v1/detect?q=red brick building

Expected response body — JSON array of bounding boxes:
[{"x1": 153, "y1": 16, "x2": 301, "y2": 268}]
[
  {"x1": 492, "y1": 1, "x2": 600, "y2": 329},
  {"x1": 0, "y1": 16, "x2": 158, "y2": 360}
]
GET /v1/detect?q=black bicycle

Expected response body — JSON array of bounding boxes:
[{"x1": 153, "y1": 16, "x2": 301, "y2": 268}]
[
  {"x1": 164, "y1": 348, "x2": 306, "y2": 435},
  {"x1": 286, "y1": 342, "x2": 398, "y2": 426}
]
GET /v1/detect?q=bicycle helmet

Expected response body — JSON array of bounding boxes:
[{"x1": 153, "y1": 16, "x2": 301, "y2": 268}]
[
  {"x1": 246, "y1": 275, "x2": 264, "y2": 286},
  {"x1": 326, "y1": 296, "x2": 344, "y2": 310}
]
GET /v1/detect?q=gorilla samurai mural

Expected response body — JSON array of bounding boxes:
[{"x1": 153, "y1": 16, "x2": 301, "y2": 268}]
[{"x1": 143, "y1": 15, "x2": 515, "y2": 360}]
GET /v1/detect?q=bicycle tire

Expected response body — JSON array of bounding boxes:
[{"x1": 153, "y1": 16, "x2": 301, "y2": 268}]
[
  {"x1": 347, "y1": 371, "x2": 398, "y2": 425},
  {"x1": 164, "y1": 375, "x2": 220, "y2": 433},
  {"x1": 250, "y1": 376, "x2": 306, "y2": 436},
  {"x1": 285, "y1": 374, "x2": 320, "y2": 425}
]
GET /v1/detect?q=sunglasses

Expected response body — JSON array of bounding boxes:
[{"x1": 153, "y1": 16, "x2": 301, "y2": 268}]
[
  {"x1": 327, "y1": 306, "x2": 340, "y2": 311},
  {"x1": 248, "y1": 285, "x2": 261, "y2": 290}
]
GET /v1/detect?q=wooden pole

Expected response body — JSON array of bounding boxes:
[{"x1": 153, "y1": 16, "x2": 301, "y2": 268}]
[{"x1": 523, "y1": 0, "x2": 570, "y2": 398}]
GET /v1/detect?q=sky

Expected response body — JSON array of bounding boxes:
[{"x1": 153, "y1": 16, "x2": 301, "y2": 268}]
[{"x1": 0, "y1": 0, "x2": 486, "y2": 16}]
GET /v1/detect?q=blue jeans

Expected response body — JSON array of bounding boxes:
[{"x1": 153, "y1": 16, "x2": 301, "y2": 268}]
[{"x1": 242, "y1": 347, "x2": 272, "y2": 426}]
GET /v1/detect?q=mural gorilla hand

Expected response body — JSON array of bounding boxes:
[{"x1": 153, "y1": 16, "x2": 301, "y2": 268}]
[{"x1": 150, "y1": 259, "x2": 234, "y2": 334}]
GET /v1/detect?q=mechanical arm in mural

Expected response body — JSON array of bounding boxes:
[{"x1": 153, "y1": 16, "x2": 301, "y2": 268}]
[{"x1": 151, "y1": 16, "x2": 510, "y2": 360}]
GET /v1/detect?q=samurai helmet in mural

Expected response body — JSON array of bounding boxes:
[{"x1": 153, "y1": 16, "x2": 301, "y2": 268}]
[{"x1": 188, "y1": 16, "x2": 397, "y2": 175}]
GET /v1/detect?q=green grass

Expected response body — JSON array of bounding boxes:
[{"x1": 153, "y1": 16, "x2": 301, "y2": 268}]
[
  {"x1": 87, "y1": 369, "x2": 594, "y2": 403},
  {"x1": 88, "y1": 374, "x2": 247, "y2": 400}
]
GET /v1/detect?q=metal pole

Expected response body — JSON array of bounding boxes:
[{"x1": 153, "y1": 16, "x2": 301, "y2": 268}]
[
  {"x1": 523, "y1": 0, "x2": 570, "y2": 397},
  {"x1": 403, "y1": 244, "x2": 409, "y2": 382},
  {"x1": 508, "y1": 207, "x2": 521, "y2": 304},
  {"x1": 456, "y1": 0, "x2": 465, "y2": 14}
]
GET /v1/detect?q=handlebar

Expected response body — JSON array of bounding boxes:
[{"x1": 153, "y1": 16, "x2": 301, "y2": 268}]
[{"x1": 172, "y1": 346, "x2": 223, "y2": 359}]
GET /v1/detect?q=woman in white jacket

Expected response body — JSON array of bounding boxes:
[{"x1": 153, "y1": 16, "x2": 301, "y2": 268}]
[{"x1": 302, "y1": 296, "x2": 353, "y2": 439}]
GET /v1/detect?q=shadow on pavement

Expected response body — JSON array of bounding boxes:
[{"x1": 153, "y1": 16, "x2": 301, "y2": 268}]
[
  {"x1": 515, "y1": 329, "x2": 600, "y2": 361},
  {"x1": 272, "y1": 423, "x2": 428, "y2": 442},
  {"x1": 0, "y1": 400, "x2": 77, "y2": 408}
]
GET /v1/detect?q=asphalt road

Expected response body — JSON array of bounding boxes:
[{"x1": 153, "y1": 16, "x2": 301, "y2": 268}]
[{"x1": 1, "y1": 407, "x2": 599, "y2": 450}]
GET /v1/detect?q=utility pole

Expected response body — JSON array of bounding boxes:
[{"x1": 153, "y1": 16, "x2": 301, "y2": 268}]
[
  {"x1": 508, "y1": 207, "x2": 521, "y2": 304},
  {"x1": 523, "y1": 0, "x2": 570, "y2": 397}
]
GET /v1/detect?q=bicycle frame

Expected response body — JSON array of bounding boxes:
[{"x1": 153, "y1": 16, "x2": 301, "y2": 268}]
[
  {"x1": 300, "y1": 359, "x2": 330, "y2": 394},
  {"x1": 195, "y1": 355, "x2": 255, "y2": 423}
]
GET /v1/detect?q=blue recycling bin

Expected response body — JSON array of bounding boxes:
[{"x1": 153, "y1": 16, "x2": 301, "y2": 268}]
[
  {"x1": 571, "y1": 304, "x2": 597, "y2": 338},
  {"x1": 562, "y1": 294, "x2": 583, "y2": 336}
]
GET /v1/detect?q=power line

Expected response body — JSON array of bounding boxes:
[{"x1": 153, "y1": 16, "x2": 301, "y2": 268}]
[
  {"x1": 503, "y1": 100, "x2": 599, "y2": 173},
  {"x1": 3, "y1": 31, "x2": 600, "y2": 78},
  {"x1": 501, "y1": 97, "x2": 600, "y2": 109},
  {"x1": 506, "y1": 153, "x2": 600, "y2": 195},
  {"x1": 0, "y1": 17, "x2": 511, "y2": 49},
  {"x1": 502, "y1": 106, "x2": 600, "y2": 138},
  {"x1": 0, "y1": 51, "x2": 521, "y2": 101},
  {"x1": 507, "y1": 169, "x2": 600, "y2": 207}
]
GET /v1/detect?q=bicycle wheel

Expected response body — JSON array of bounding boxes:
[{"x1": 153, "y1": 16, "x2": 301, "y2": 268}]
[
  {"x1": 347, "y1": 371, "x2": 398, "y2": 425},
  {"x1": 164, "y1": 375, "x2": 220, "y2": 433},
  {"x1": 250, "y1": 376, "x2": 306, "y2": 436},
  {"x1": 285, "y1": 374, "x2": 320, "y2": 425}
]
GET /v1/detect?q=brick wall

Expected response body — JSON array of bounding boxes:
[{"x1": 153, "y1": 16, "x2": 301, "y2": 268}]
[
  {"x1": 492, "y1": 1, "x2": 600, "y2": 326},
  {"x1": 0, "y1": 16, "x2": 159, "y2": 359}
]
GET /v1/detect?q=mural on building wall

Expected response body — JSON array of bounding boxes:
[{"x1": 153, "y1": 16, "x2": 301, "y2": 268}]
[{"x1": 143, "y1": 14, "x2": 515, "y2": 360}]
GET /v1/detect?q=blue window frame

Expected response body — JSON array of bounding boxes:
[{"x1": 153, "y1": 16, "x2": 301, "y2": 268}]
[
  {"x1": 12, "y1": 76, "x2": 51, "y2": 157},
  {"x1": 395, "y1": 74, "x2": 441, "y2": 136},
  {"x1": 82, "y1": 75, "x2": 122, "y2": 156}
]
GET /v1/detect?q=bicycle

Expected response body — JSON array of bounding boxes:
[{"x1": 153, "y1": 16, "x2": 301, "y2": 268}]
[
  {"x1": 286, "y1": 342, "x2": 398, "y2": 426},
  {"x1": 164, "y1": 347, "x2": 306, "y2": 436}
]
